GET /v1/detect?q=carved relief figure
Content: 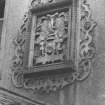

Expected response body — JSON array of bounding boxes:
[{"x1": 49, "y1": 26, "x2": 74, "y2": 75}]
[{"x1": 33, "y1": 11, "x2": 69, "y2": 65}]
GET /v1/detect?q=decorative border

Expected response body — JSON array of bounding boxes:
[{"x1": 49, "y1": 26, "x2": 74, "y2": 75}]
[
  {"x1": 12, "y1": 11, "x2": 31, "y2": 69},
  {"x1": 11, "y1": 2, "x2": 75, "y2": 93},
  {"x1": 76, "y1": 0, "x2": 97, "y2": 81},
  {"x1": 11, "y1": 12, "x2": 31, "y2": 87},
  {"x1": 30, "y1": 0, "x2": 70, "y2": 9},
  {"x1": 11, "y1": 0, "x2": 97, "y2": 93}
]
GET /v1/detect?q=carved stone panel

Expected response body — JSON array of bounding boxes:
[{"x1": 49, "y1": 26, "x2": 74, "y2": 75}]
[
  {"x1": 33, "y1": 10, "x2": 69, "y2": 66},
  {"x1": 11, "y1": 1, "x2": 75, "y2": 93},
  {"x1": 11, "y1": 0, "x2": 97, "y2": 94}
]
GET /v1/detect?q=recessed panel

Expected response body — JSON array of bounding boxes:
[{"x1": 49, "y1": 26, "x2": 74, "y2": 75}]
[{"x1": 33, "y1": 9, "x2": 70, "y2": 66}]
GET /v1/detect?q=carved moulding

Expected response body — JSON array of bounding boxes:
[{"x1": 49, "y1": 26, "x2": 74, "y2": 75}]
[
  {"x1": 12, "y1": 34, "x2": 25, "y2": 68},
  {"x1": 11, "y1": 0, "x2": 97, "y2": 93},
  {"x1": 11, "y1": 12, "x2": 31, "y2": 87},
  {"x1": 76, "y1": 0, "x2": 97, "y2": 81},
  {"x1": 11, "y1": 62, "x2": 75, "y2": 93}
]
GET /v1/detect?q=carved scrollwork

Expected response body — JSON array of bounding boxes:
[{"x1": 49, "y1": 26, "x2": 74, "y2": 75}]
[
  {"x1": 77, "y1": 0, "x2": 97, "y2": 81},
  {"x1": 12, "y1": 12, "x2": 31, "y2": 68},
  {"x1": 24, "y1": 73, "x2": 75, "y2": 93},
  {"x1": 11, "y1": 0, "x2": 97, "y2": 94},
  {"x1": 12, "y1": 35, "x2": 25, "y2": 68},
  {"x1": 11, "y1": 12, "x2": 31, "y2": 87},
  {"x1": 11, "y1": 70, "x2": 75, "y2": 93},
  {"x1": 11, "y1": 69, "x2": 24, "y2": 88},
  {"x1": 20, "y1": 12, "x2": 32, "y2": 34}
]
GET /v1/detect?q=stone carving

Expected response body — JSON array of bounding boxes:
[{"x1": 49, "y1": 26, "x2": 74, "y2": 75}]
[
  {"x1": 11, "y1": 69, "x2": 75, "y2": 93},
  {"x1": 20, "y1": 12, "x2": 31, "y2": 34},
  {"x1": 31, "y1": 0, "x2": 55, "y2": 8},
  {"x1": 11, "y1": 69, "x2": 24, "y2": 88},
  {"x1": 76, "y1": 0, "x2": 97, "y2": 80},
  {"x1": 23, "y1": 72, "x2": 75, "y2": 93},
  {"x1": 12, "y1": 12, "x2": 31, "y2": 68},
  {"x1": 33, "y1": 11, "x2": 68, "y2": 65},
  {"x1": 12, "y1": 34, "x2": 25, "y2": 68},
  {"x1": 11, "y1": 0, "x2": 97, "y2": 93}
]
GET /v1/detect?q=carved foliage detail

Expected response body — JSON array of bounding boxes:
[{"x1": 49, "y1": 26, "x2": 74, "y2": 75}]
[
  {"x1": 12, "y1": 35, "x2": 25, "y2": 68},
  {"x1": 12, "y1": 12, "x2": 31, "y2": 68},
  {"x1": 11, "y1": 9, "x2": 73, "y2": 93},
  {"x1": 77, "y1": 0, "x2": 97, "y2": 80},
  {"x1": 33, "y1": 11, "x2": 69, "y2": 65}
]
